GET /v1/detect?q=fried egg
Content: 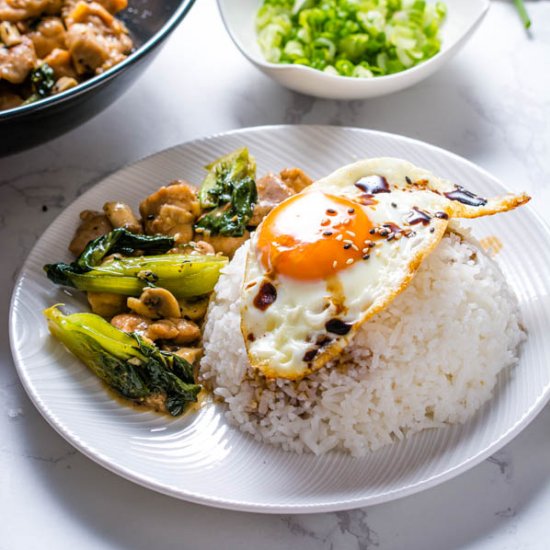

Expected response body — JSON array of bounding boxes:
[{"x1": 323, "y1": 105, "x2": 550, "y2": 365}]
[{"x1": 241, "y1": 157, "x2": 530, "y2": 380}]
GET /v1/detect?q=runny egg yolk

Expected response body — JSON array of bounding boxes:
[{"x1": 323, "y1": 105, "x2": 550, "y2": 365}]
[{"x1": 256, "y1": 191, "x2": 374, "y2": 281}]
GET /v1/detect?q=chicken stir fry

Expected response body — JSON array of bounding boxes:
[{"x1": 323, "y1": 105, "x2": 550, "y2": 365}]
[
  {"x1": 0, "y1": 0, "x2": 132, "y2": 109},
  {"x1": 48, "y1": 148, "x2": 313, "y2": 415}
]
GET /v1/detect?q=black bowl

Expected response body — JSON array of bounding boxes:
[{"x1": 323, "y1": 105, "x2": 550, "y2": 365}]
[{"x1": 0, "y1": 0, "x2": 195, "y2": 156}]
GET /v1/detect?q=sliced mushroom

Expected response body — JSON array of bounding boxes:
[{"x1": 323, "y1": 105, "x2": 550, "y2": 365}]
[
  {"x1": 127, "y1": 287, "x2": 181, "y2": 320},
  {"x1": 103, "y1": 201, "x2": 142, "y2": 233},
  {"x1": 178, "y1": 297, "x2": 209, "y2": 322}
]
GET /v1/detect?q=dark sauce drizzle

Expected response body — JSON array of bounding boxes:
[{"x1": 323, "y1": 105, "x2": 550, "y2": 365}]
[
  {"x1": 406, "y1": 207, "x2": 432, "y2": 226},
  {"x1": 303, "y1": 349, "x2": 318, "y2": 362},
  {"x1": 316, "y1": 335, "x2": 332, "y2": 347},
  {"x1": 302, "y1": 335, "x2": 333, "y2": 364},
  {"x1": 444, "y1": 186, "x2": 487, "y2": 207},
  {"x1": 325, "y1": 318, "x2": 352, "y2": 335},
  {"x1": 355, "y1": 175, "x2": 391, "y2": 194},
  {"x1": 253, "y1": 281, "x2": 277, "y2": 311}
]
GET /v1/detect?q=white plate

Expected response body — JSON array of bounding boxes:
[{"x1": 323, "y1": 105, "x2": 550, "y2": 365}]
[{"x1": 10, "y1": 126, "x2": 550, "y2": 513}]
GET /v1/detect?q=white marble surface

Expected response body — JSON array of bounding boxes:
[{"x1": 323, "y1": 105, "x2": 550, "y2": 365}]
[{"x1": 1, "y1": 0, "x2": 549, "y2": 548}]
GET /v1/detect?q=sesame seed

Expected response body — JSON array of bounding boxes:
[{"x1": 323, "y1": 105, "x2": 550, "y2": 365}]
[
  {"x1": 332, "y1": 260, "x2": 338, "y2": 269},
  {"x1": 195, "y1": 227, "x2": 204, "y2": 233},
  {"x1": 326, "y1": 208, "x2": 336, "y2": 215},
  {"x1": 391, "y1": 202, "x2": 397, "y2": 208},
  {"x1": 362, "y1": 254, "x2": 370, "y2": 260},
  {"x1": 430, "y1": 227, "x2": 435, "y2": 234},
  {"x1": 387, "y1": 233, "x2": 395, "y2": 241},
  {"x1": 406, "y1": 176, "x2": 412, "y2": 184},
  {"x1": 346, "y1": 258, "x2": 354, "y2": 265},
  {"x1": 351, "y1": 243, "x2": 359, "y2": 251},
  {"x1": 346, "y1": 231, "x2": 356, "y2": 237},
  {"x1": 369, "y1": 229, "x2": 376, "y2": 235},
  {"x1": 343, "y1": 243, "x2": 352, "y2": 250},
  {"x1": 362, "y1": 247, "x2": 369, "y2": 253},
  {"x1": 343, "y1": 239, "x2": 353, "y2": 244},
  {"x1": 323, "y1": 230, "x2": 333, "y2": 237},
  {"x1": 347, "y1": 208, "x2": 355, "y2": 214},
  {"x1": 335, "y1": 234, "x2": 343, "y2": 241}
]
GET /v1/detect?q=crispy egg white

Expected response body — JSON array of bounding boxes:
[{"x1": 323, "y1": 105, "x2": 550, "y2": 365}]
[{"x1": 240, "y1": 158, "x2": 530, "y2": 380}]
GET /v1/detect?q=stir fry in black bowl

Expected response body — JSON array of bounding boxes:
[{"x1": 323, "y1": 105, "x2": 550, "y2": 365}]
[{"x1": 0, "y1": 0, "x2": 195, "y2": 155}]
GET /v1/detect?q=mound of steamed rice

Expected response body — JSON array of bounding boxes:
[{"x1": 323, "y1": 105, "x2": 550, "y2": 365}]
[{"x1": 200, "y1": 227, "x2": 525, "y2": 457}]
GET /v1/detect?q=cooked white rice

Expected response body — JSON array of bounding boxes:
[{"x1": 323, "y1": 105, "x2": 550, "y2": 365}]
[{"x1": 200, "y1": 227, "x2": 525, "y2": 457}]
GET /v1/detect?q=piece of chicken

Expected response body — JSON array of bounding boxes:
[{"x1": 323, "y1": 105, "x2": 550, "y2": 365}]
[
  {"x1": 0, "y1": 86, "x2": 23, "y2": 109},
  {"x1": 64, "y1": 1, "x2": 132, "y2": 75},
  {"x1": 111, "y1": 313, "x2": 201, "y2": 345},
  {"x1": 43, "y1": 47, "x2": 76, "y2": 79},
  {"x1": 110, "y1": 313, "x2": 151, "y2": 338},
  {"x1": 198, "y1": 231, "x2": 250, "y2": 259},
  {"x1": 146, "y1": 318, "x2": 201, "y2": 345},
  {"x1": 68, "y1": 209, "x2": 113, "y2": 256},
  {"x1": 140, "y1": 181, "x2": 201, "y2": 244},
  {"x1": 279, "y1": 167, "x2": 313, "y2": 193},
  {"x1": 0, "y1": 36, "x2": 36, "y2": 84},
  {"x1": 87, "y1": 291, "x2": 126, "y2": 318},
  {"x1": 248, "y1": 172, "x2": 295, "y2": 227},
  {"x1": 172, "y1": 347, "x2": 202, "y2": 365},
  {"x1": 28, "y1": 16, "x2": 66, "y2": 57},
  {"x1": 103, "y1": 201, "x2": 142, "y2": 233},
  {"x1": 0, "y1": 0, "x2": 58, "y2": 22}
]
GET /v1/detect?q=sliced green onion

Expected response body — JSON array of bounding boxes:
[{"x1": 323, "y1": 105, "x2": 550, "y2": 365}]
[
  {"x1": 256, "y1": 0, "x2": 447, "y2": 78},
  {"x1": 513, "y1": 0, "x2": 531, "y2": 29}
]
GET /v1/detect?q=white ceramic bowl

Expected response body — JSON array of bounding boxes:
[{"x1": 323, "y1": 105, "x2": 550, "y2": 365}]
[{"x1": 217, "y1": 0, "x2": 489, "y2": 100}]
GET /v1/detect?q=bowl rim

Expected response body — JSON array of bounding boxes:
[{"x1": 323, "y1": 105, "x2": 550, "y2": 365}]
[
  {"x1": 216, "y1": 0, "x2": 490, "y2": 86},
  {"x1": 0, "y1": 0, "x2": 196, "y2": 120}
]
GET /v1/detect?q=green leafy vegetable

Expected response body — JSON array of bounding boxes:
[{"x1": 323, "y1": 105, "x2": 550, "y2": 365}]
[
  {"x1": 44, "y1": 228, "x2": 227, "y2": 298},
  {"x1": 22, "y1": 63, "x2": 55, "y2": 105},
  {"x1": 195, "y1": 148, "x2": 258, "y2": 237},
  {"x1": 256, "y1": 0, "x2": 447, "y2": 77},
  {"x1": 44, "y1": 306, "x2": 200, "y2": 416},
  {"x1": 513, "y1": 0, "x2": 531, "y2": 29}
]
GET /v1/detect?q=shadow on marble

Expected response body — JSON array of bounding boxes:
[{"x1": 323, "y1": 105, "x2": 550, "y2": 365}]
[{"x1": 231, "y1": 57, "x2": 497, "y2": 166}]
